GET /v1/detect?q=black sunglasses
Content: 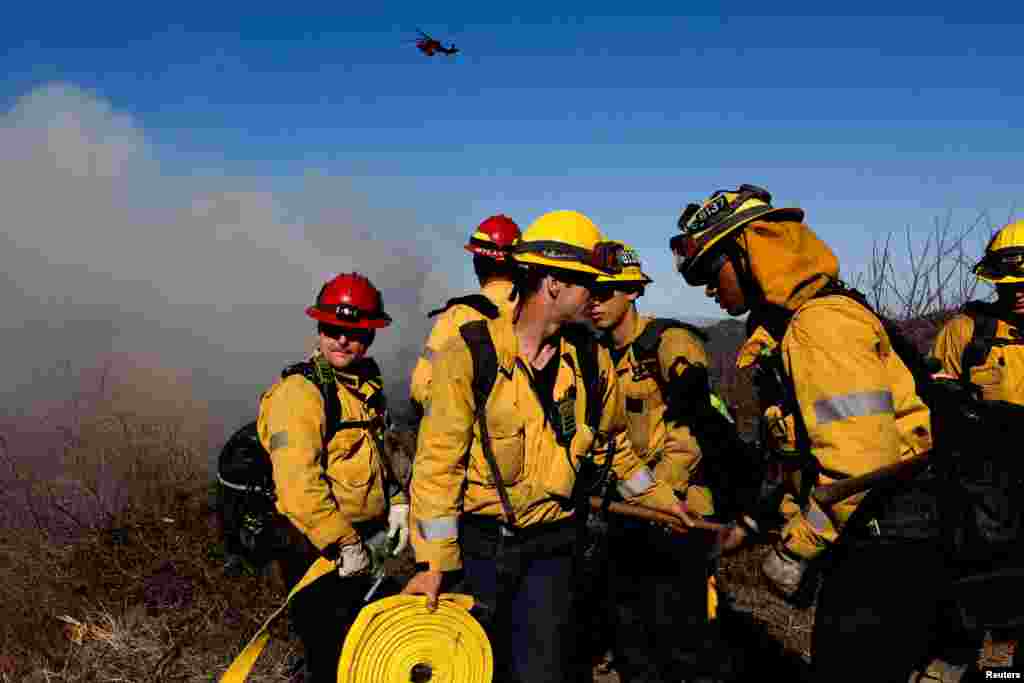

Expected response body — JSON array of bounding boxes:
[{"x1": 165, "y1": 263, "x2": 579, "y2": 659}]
[{"x1": 317, "y1": 323, "x2": 374, "y2": 344}]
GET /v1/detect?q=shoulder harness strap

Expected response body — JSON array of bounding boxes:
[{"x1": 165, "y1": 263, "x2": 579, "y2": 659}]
[
  {"x1": 281, "y1": 357, "x2": 343, "y2": 470},
  {"x1": 631, "y1": 317, "x2": 709, "y2": 364},
  {"x1": 428, "y1": 294, "x2": 500, "y2": 320},
  {"x1": 561, "y1": 324, "x2": 615, "y2": 512},
  {"x1": 459, "y1": 320, "x2": 517, "y2": 527},
  {"x1": 961, "y1": 303, "x2": 1000, "y2": 385},
  {"x1": 562, "y1": 323, "x2": 604, "y2": 429}
]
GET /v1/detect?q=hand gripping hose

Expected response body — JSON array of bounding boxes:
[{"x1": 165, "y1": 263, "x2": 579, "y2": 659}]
[
  {"x1": 218, "y1": 556, "x2": 493, "y2": 682},
  {"x1": 338, "y1": 593, "x2": 493, "y2": 682}
]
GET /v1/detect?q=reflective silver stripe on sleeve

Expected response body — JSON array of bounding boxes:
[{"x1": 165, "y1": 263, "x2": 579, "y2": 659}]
[
  {"x1": 617, "y1": 466, "x2": 656, "y2": 498},
  {"x1": 417, "y1": 516, "x2": 459, "y2": 541},
  {"x1": 269, "y1": 431, "x2": 289, "y2": 451},
  {"x1": 813, "y1": 390, "x2": 894, "y2": 425},
  {"x1": 805, "y1": 500, "x2": 832, "y2": 533}
]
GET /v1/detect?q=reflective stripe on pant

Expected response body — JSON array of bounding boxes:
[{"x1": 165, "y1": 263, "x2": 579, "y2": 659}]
[
  {"x1": 460, "y1": 515, "x2": 577, "y2": 683},
  {"x1": 607, "y1": 516, "x2": 719, "y2": 683}
]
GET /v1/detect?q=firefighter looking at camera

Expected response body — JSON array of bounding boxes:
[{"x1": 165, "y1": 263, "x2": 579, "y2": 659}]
[{"x1": 257, "y1": 273, "x2": 408, "y2": 683}]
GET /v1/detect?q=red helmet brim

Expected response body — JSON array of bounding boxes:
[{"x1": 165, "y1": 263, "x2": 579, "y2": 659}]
[{"x1": 305, "y1": 306, "x2": 391, "y2": 329}]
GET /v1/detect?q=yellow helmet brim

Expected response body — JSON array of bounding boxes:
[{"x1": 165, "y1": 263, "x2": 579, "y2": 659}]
[
  {"x1": 679, "y1": 205, "x2": 803, "y2": 286},
  {"x1": 596, "y1": 268, "x2": 653, "y2": 284},
  {"x1": 512, "y1": 251, "x2": 607, "y2": 276}
]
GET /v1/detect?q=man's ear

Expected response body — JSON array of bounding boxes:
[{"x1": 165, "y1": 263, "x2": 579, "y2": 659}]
[{"x1": 543, "y1": 272, "x2": 561, "y2": 300}]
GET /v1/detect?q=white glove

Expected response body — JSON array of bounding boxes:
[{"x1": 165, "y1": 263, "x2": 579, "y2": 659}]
[
  {"x1": 761, "y1": 545, "x2": 808, "y2": 598},
  {"x1": 337, "y1": 542, "x2": 371, "y2": 578},
  {"x1": 387, "y1": 504, "x2": 410, "y2": 557}
]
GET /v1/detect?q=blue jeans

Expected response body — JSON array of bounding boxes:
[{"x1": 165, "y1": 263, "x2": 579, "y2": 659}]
[{"x1": 460, "y1": 515, "x2": 577, "y2": 683}]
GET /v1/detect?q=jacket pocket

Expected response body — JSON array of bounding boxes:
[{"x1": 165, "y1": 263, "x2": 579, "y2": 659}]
[
  {"x1": 969, "y1": 364, "x2": 1005, "y2": 402},
  {"x1": 327, "y1": 436, "x2": 373, "y2": 488},
  {"x1": 471, "y1": 426, "x2": 525, "y2": 487}
]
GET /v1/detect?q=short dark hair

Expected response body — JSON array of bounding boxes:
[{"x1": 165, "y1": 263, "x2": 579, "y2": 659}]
[
  {"x1": 472, "y1": 254, "x2": 517, "y2": 284},
  {"x1": 517, "y1": 265, "x2": 597, "y2": 300}
]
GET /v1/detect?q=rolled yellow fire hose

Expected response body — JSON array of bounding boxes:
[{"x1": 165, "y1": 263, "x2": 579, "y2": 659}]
[
  {"x1": 219, "y1": 556, "x2": 492, "y2": 683},
  {"x1": 338, "y1": 593, "x2": 493, "y2": 682}
]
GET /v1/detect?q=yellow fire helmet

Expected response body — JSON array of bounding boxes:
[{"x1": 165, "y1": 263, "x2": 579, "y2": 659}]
[
  {"x1": 511, "y1": 210, "x2": 624, "y2": 277},
  {"x1": 595, "y1": 241, "x2": 653, "y2": 284},
  {"x1": 669, "y1": 184, "x2": 804, "y2": 286},
  {"x1": 973, "y1": 219, "x2": 1024, "y2": 285}
]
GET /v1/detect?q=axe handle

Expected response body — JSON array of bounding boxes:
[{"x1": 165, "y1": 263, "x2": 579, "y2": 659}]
[
  {"x1": 811, "y1": 452, "x2": 931, "y2": 508},
  {"x1": 587, "y1": 497, "x2": 728, "y2": 534}
]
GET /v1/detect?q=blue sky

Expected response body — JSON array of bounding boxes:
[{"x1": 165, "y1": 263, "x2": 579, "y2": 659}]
[{"x1": 2, "y1": 3, "x2": 1022, "y2": 323}]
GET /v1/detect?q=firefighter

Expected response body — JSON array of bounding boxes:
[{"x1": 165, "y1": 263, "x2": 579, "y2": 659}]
[
  {"x1": 670, "y1": 185, "x2": 943, "y2": 682},
  {"x1": 257, "y1": 273, "x2": 409, "y2": 683},
  {"x1": 403, "y1": 210, "x2": 689, "y2": 683},
  {"x1": 586, "y1": 241, "x2": 724, "y2": 681},
  {"x1": 409, "y1": 214, "x2": 521, "y2": 418},
  {"x1": 928, "y1": 219, "x2": 1024, "y2": 676},
  {"x1": 932, "y1": 219, "x2": 1024, "y2": 402}
]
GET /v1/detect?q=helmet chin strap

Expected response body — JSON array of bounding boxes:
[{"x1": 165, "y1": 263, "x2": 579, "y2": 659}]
[{"x1": 721, "y1": 237, "x2": 761, "y2": 312}]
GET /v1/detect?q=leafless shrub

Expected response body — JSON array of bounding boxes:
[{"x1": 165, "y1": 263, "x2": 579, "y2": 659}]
[{"x1": 850, "y1": 210, "x2": 1005, "y2": 350}]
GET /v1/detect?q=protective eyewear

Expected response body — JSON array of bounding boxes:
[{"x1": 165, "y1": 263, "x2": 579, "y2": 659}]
[
  {"x1": 317, "y1": 322, "x2": 374, "y2": 344},
  {"x1": 589, "y1": 285, "x2": 619, "y2": 303},
  {"x1": 514, "y1": 240, "x2": 624, "y2": 274},
  {"x1": 670, "y1": 232, "x2": 729, "y2": 281},
  {"x1": 553, "y1": 268, "x2": 600, "y2": 290},
  {"x1": 981, "y1": 249, "x2": 1024, "y2": 278}
]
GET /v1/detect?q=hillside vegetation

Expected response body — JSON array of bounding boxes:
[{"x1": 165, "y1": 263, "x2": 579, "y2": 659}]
[{"x1": 2, "y1": 212, "x2": 1013, "y2": 680}]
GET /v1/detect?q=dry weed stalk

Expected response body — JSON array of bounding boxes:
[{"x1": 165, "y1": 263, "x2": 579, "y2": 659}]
[{"x1": 852, "y1": 210, "x2": 999, "y2": 338}]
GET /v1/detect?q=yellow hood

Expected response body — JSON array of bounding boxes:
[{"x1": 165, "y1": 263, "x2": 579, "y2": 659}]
[{"x1": 739, "y1": 220, "x2": 839, "y2": 312}]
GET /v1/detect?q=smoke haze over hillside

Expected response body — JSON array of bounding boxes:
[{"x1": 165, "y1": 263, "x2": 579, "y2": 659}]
[{"x1": 0, "y1": 83, "x2": 465, "y2": 443}]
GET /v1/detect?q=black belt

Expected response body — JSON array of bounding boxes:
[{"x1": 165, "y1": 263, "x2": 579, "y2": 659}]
[{"x1": 460, "y1": 513, "x2": 576, "y2": 542}]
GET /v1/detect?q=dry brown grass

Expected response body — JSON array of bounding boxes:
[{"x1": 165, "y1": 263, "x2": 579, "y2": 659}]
[
  {"x1": 1, "y1": 352, "x2": 1013, "y2": 682},
  {"x1": 0, "y1": 360, "x2": 303, "y2": 682}
]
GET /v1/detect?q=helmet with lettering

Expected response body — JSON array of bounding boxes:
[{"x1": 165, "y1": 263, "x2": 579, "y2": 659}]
[
  {"x1": 670, "y1": 184, "x2": 803, "y2": 286},
  {"x1": 464, "y1": 214, "x2": 521, "y2": 261}
]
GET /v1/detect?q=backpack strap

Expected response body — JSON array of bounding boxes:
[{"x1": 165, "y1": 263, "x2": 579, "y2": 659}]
[
  {"x1": 459, "y1": 320, "x2": 517, "y2": 527},
  {"x1": 631, "y1": 317, "x2": 709, "y2": 365},
  {"x1": 629, "y1": 318, "x2": 727, "y2": 427},
  {"x1": 961, "y1": 303, "x2": 1000, "y2": 387},
  {"x1": 281, "y1": 357, "x2": 344, "y2": 462},
  {"x1": 561, "y1": 324, "x2": 616, "y2": 511},
  {"x1": 813, "y1": 283, "x2": 936, "y2": 401},
  {"x1": 562, "y1": 323, "x2": 604, "y2": 429},
  {"x1": 428, "y1": 294, "x2": 500, "y2": 320}
]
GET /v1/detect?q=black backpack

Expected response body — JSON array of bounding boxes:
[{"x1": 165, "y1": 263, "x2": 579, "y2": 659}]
[
  {"x1": 216, "y1": 357, "x2": 389, "y2": 570},
  {"x1": 628, "y1": 318, "x2": 767, "y2": 522},
  {"x1": 807, "y1": 286, "x2": 1024, "y2": 630}
]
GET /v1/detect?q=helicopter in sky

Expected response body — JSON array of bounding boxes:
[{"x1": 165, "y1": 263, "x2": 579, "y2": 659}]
[{"x1": 407, "y1": 29, "x2": 460, "y2": 57}]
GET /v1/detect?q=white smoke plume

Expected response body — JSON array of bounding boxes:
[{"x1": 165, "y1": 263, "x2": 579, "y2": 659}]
[{"x1": 0, "y1": 83, "x2": 465, "y2": 443}]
